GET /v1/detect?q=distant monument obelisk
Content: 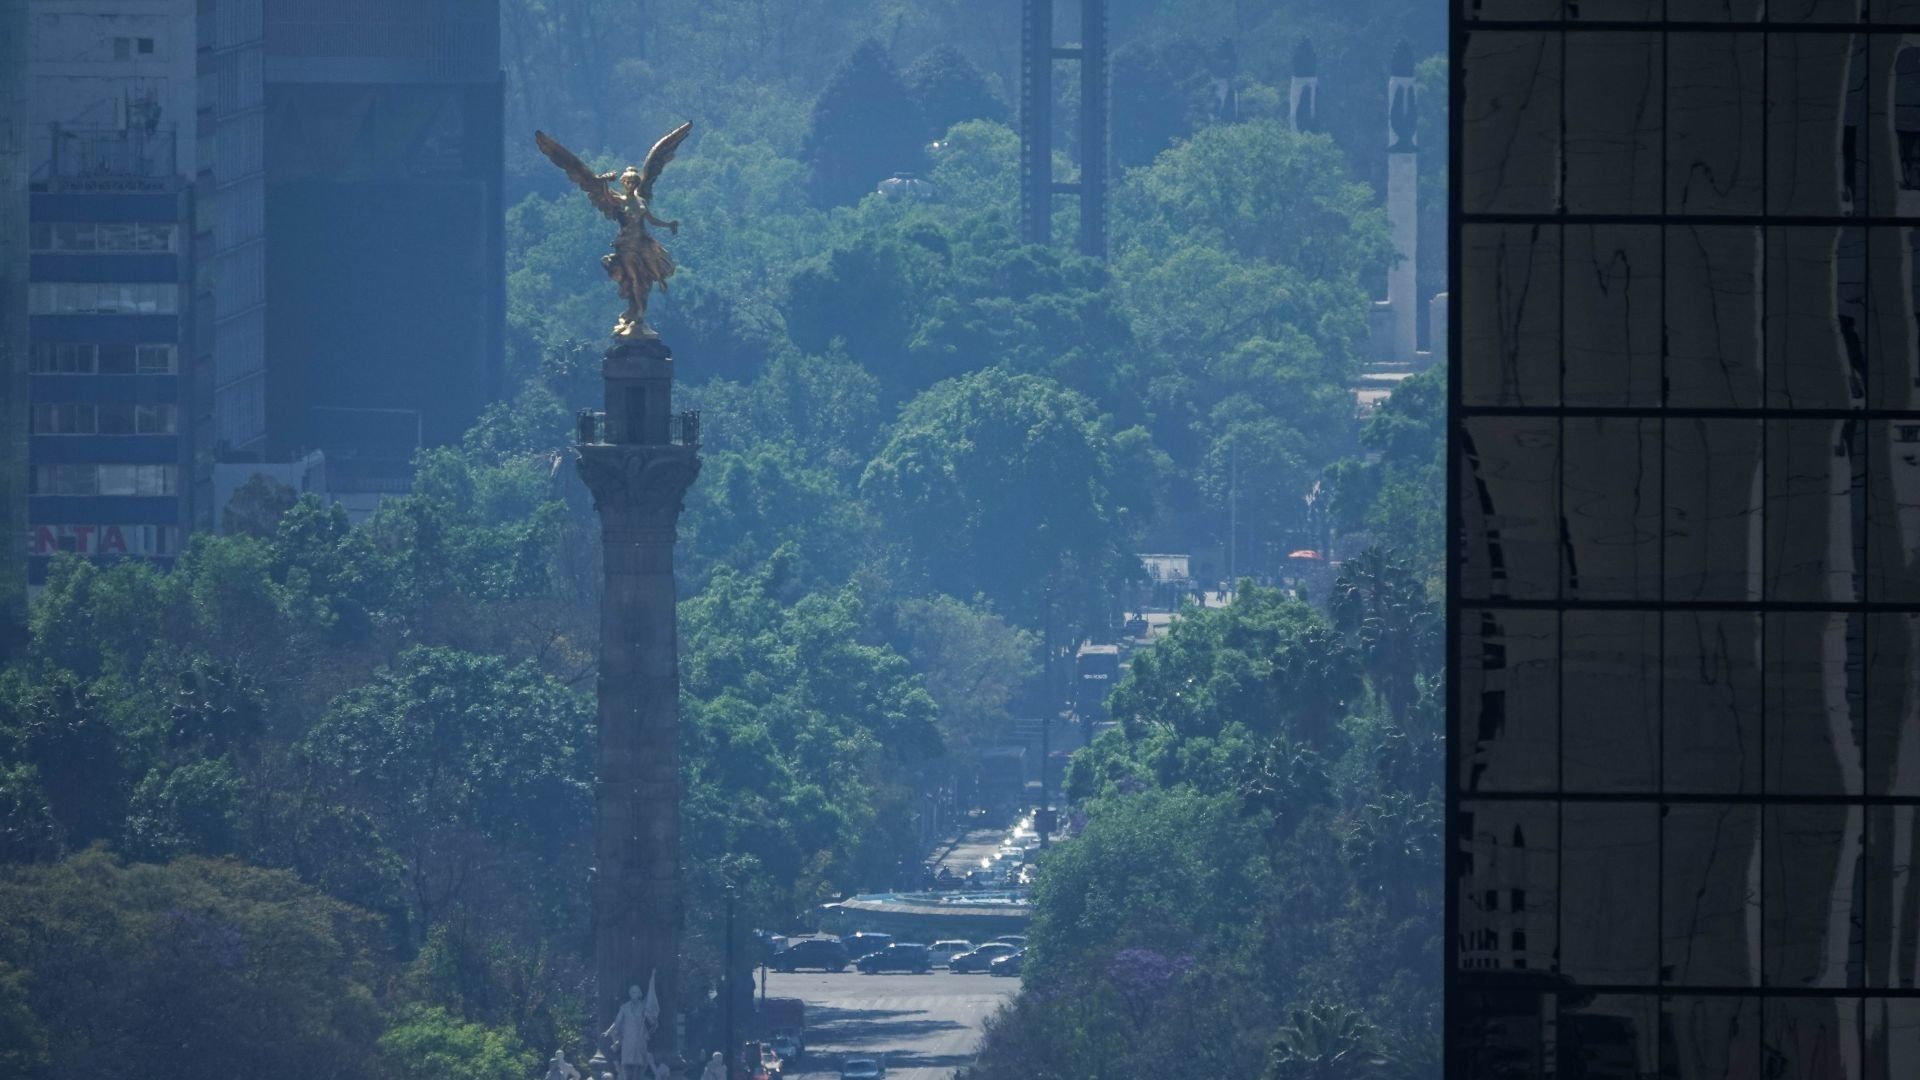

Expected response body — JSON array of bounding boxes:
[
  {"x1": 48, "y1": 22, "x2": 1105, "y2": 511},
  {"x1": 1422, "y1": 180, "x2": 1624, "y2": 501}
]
[{"x1": 537, "y1": 123, "x2": 700, "y2": 1064}]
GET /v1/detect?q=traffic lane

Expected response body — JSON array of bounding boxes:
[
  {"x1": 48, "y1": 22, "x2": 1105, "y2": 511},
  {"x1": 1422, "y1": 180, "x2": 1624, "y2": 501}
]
[
  {"x1": 934, "y1": 827, "x2": 1008, "y2": 877},
  {"x1": 764, "y1": 968, "x2": 1019, "y2": 1080}
]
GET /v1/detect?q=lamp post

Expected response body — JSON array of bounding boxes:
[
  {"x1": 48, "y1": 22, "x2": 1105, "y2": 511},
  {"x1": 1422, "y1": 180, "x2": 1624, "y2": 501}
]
[{"x1": 723, "y1": 884, "x2": 736, "y2": 1079}]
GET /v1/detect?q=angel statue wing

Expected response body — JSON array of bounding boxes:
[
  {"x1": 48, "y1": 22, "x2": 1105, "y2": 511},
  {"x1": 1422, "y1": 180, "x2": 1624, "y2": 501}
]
[
  {"x1": 534, "y1": 130, "x2": 622, "y2": 220},
  {"x1": 638, "y1": 121, "x2": 694, "y2": 200}
]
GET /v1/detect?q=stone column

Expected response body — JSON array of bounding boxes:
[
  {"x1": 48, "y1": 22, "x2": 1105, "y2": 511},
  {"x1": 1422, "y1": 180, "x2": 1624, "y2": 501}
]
[
  {"x1": 1288, "y1": 39, "x2": 1317, "y2": 133},
  {"x1": 576, "y1": 336, "x2": 700, "y2": 1058},
  {"x1": 1385, "y1": 41, "x2": 1418, "y2": 365}
]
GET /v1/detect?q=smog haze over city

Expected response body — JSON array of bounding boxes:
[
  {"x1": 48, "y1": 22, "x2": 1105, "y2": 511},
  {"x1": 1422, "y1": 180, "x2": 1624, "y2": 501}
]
[{"x1": 0, "y1": 1, "x2": 1456, "y2": 1077}]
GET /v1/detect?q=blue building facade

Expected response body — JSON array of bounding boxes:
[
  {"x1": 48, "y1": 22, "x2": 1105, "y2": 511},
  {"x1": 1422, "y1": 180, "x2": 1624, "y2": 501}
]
[{"x1": 26, "y1": 180, "x2": 191, "y2": 583}]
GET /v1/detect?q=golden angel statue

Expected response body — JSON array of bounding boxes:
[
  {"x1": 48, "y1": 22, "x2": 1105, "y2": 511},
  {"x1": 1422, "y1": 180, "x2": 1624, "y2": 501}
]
[{"x1": 535, "y1": 122, "x2": 692, "y2": 339}]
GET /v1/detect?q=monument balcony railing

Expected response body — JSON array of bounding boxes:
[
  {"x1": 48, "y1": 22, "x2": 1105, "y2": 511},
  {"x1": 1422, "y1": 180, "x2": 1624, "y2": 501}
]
[
  {"x1": 673, "y1": 410, "x2": 701, "y2": 447},
  {"x1": 577, "y1": 409, "x2": 701, "y2": 448}
]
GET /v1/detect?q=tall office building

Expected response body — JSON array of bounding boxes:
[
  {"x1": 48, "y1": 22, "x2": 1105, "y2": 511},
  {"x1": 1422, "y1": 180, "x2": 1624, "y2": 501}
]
[
  {"x1": 2, "y1": 0, "x2": 30, "y2": 642},
  {"x1": 24, "y1": 0, "x2": 197, "y2": 583},
  {"x1": 1453, "y1": 3, "x2": 1920, "y2": 1076},
  {"x1": 199, "y1": 0, "x2": 502, "y2": 514}
]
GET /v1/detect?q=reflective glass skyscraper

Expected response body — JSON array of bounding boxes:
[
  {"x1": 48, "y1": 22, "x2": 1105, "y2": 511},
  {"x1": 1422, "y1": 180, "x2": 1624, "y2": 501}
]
[{"x1": 1451, "y1": 1, "x2": 1920, "y2": 1075}]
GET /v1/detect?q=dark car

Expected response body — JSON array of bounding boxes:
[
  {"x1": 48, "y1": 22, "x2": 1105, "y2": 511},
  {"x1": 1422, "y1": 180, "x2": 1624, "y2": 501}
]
[
  {"x1": 858, "y1": 942, "x2": 932, "y2": 974},
  {"x1": 841, "y1": 932, "x2": 895, "y2": 959},
  {"x1": 989, "y1": 950, "x2": 1024, "y2": 977},
  {"x1": 772, "y1": 937, "x2": 850, "y2": 972},
  {"x1": 948, "y1": 942, "x2": 1018, "y2": 973}
]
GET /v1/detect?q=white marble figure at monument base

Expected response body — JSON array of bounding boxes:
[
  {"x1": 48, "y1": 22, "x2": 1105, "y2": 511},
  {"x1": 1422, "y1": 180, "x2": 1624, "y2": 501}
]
[
  {"x1": 604, "y1": 974, "x2": 661, "y2": 1079},
  {"x1": 699, "y1": 1051, "x2": 726, "y2": 1080},
  {"x1": 547, "y1": 1050, "x2": 583, "y2": 1080}
]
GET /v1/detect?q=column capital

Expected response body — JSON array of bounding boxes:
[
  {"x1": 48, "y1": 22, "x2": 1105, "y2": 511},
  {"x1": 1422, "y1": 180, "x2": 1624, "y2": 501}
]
[{"x1": 576, "y1": 443, "x2": 701, "y2": 530}]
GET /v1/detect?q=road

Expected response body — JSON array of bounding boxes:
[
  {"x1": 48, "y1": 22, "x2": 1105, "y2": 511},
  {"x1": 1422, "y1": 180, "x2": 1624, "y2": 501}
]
[
  {"x1": 933, "y1": 827, "x2": 1007, "y2": 877},
  {"x1": 763, "y1": 969, "x2": 1018, "y2": 1080}
]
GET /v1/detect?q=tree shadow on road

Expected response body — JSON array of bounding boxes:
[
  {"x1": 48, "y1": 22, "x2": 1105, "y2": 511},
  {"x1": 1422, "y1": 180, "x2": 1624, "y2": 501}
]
[
  {"x1": 789, "y1": 1049, "x2": 978, "y2": 1077},
  {"x1": 794, "y1": 1002, "x2": 977, "y2": 1074},
  {"x1": 810, "y1": 1004, "x2": 965, "y2": 1043}
]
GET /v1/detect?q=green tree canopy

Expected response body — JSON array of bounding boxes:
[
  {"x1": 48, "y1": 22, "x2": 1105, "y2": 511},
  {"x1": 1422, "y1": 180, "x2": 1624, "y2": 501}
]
[
  {"x1": 904, "y1": 45, "x2": 1007, "y2": 140},
  {"x1": 298, "y1": 647, "x2": 593, "y2": 937},
  {"x1": 680, "y1": 557, "x2": 943, "y2": 914},
  {"x1": 0, "y1": 851, "x2": 389, "y2": 1080},
  {"x1": 1115, "y1": 120, "x2": 1391, "y2": 279},
  {"x1": 1110, "y1": 38, "x2": 1218, "y2": 167},
  {"x1": 860, "y1": 368, "x2": 1137, "y2": 635},
  {"x1": 379, "y1": 1005, "x2": 536, "y2": 1080},
  {"x1": 802, "y1": 40, "x2": 927, "y2": 207}
]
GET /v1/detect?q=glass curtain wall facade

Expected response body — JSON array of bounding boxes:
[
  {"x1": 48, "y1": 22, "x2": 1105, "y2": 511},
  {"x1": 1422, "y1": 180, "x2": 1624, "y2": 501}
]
[
  {"x1": 0, "y1": 0, "x2": 28, "y2": 641},
  {"x1": 1452, "y1": 1, "x2": 1920, "y2": 1076}
]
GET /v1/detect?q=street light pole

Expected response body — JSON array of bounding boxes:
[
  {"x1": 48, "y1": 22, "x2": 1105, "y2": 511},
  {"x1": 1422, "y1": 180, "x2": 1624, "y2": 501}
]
[{"x1": 723, "y1": 885, "x2": 736, "y2": 1079}]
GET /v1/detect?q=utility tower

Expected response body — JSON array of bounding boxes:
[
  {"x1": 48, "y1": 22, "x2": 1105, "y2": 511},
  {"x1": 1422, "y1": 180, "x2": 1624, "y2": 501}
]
[
  {"x1": 1020, "y1": 0, "x2": 1109, "y2": 258},
  {"x1": 575, "y1": 336, "x2": 701, "y2": 1057}
]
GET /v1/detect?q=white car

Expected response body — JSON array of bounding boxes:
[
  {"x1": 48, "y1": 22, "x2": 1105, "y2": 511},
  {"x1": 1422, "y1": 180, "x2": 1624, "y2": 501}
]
[
  {"x1": 928, "y1": 940, "x2": 975, "y2": 967},
  {"x1": 841, "y1": 1056, "x2": 886, "y2": 1079}
]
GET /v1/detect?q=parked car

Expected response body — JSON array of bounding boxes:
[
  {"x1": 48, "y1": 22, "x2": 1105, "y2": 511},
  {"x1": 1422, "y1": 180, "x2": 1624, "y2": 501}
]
[
  {"x1": 928, "y1": 940, "x2": 975, "y2": 968},
  {"x1": 858, "y1": 942, "x2": 932, "y2": 974},
  {"x1": 840, "y1": 1057, "x2": 886, "y2": 1079},
  {"x1": 990, "y1": 934, "x2": 1027, "y2": 948},
  {"x1": 841, "y1": 932, "x2": 895, "y2": 959},
  {"x1": 772, "y1": 937, "x2": 850, "y2": 973},
  {"x1": 948, "y1": 942, "x2": 1019, "y2": 973},
  {"x1": 770, "y1": 1033, "x2": 801, "y2": 1062},
  {"x1": 989, "y1": 950, "x2": 1024, "y2": 977}
]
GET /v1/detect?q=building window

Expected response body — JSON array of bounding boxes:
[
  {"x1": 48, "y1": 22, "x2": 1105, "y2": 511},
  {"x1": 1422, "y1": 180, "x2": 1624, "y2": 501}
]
[
  {"x1": 29, "y1": 343, "x2": 177, "y2": 375},
  {"x1": 31, "y1": 464, "x2": 178, "y2": 496},
  {"x1": 100, "y1": 344, "x2": 141, "y2": 375},
  {"x1": 30, "y1": 343, "x2": 94, "y2": 374},
  {"x1": 30, "y1": 403, "x2": 97, "y2": 434},
  {"x1": 1451, "y1": 11, "x2": 1920, "y2": 1077},
  {"x1": 137, "y1": 37, "x2": 154, "y2": 55},
  {"x1": 28, "y1": 283, "x2": 179, "y2": 315},
  {"x1": 135, "y1": 345, "x2": 175, "y2": 373},
  {"x1": 28, "y1": 222, "x2": 179, "y2": 253},
  {"x1": 31, "y1": 403, "x2": 178, "y2": 435}
]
